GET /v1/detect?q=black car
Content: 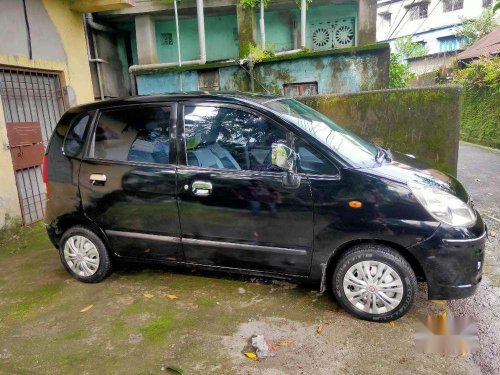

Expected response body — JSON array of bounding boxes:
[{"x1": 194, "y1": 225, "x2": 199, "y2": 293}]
[{"x1": 44, "y1": 92, "x2": 486, "y2": 321}]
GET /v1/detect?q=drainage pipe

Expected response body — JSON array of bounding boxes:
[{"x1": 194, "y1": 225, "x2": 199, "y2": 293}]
[
  {"x1": 174, "y1": 0, "x2": 182, "y2": 66},
  {"x1": 260, "y1": 0, "x2": 265, "y2": 49},
  {"x1": 196, "y1": 0, "x2": 207, "y2": 63},
  {"x1": 300, "y1": 0, "x2": 306, "y2": 48}
]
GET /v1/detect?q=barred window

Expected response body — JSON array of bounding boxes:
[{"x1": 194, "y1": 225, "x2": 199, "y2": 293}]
[
  {"x1": 443, "y1": 0, "x2": 464, "y2": 12},
  {"x1": 409, "y1": 4, "x2": 428, "y2": 20}
]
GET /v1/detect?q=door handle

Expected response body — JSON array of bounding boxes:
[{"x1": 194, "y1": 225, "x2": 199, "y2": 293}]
[
  {"x1": 191, "y1": 180, "x2": 212, "y2": 197},
  {"x1": 90, "y1": 173, "x2": 107, "y2": 186}
]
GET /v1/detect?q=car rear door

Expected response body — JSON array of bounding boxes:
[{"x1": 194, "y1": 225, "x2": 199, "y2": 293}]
[
  {"x1": 79, "y1": 103, "x2": 183, "y2": 262},
  {"x1": 176, "y1": 101, "x2": 314, "y2": 276}
]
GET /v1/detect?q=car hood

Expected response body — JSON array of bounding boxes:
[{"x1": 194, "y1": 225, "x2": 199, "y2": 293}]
[{"x1": 359, "y1": 151, "x2": 469, "y2": 202}]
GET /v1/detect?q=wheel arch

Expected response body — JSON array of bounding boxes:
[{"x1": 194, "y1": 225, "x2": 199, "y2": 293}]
[
  {"x1": 325, "y1": 239, "x2": 426, "y2": 287},
  {"x1": 51, "y1": 214, "x2": 111, "y2": 251}
]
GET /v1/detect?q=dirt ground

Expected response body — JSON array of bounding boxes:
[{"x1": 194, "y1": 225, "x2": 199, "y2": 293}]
[{"x1": 0, "y1": 142, "x2": 498, "y2": 375}]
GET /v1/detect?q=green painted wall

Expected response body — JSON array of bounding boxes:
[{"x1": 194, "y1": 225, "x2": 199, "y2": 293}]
[
  {"x1": 255, "y1": 3, "x2": 358, "y2": 51},
  {"x1": 155, "y1": 14, "x2": 238, "y2": 63},
  {"x1": 460, "y1": 87, "x2": 500, "y2": 149},
  {"x1": 256, "y1": 9, "x2": 298, "y2": 51},
  {"x1": 299, "y1": 86, "x2": 462, "y2": 175}
]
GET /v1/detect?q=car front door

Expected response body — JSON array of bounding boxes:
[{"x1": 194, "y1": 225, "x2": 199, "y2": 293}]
[
  {"x1": 79, "y1": 103, "x2": 183, "y2": 262},
  {"x1": 176, "y1": 102, "x2": 314, "y2": 276}
]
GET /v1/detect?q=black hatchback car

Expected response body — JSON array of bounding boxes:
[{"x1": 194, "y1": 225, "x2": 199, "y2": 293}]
[{"x1": 44, "y1": 92, "x2": 486, "y2": 321}]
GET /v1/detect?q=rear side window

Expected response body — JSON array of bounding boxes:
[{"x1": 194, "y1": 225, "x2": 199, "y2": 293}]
[
  {"x1": 63, "y1": 114, "x2": 90, "y2": 157},
  {"x1": 89, "y1": 106, "x2": 172, "y2": 165}
]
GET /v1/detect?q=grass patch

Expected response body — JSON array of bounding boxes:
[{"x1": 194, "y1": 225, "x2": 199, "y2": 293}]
[
  {"x1": 1, "y1": 282, "x2": 64, "y2": 320},
  {"x1": 140, "y1": 309, "x2": 175, "y2": 343},
  {"x1": 0, "y1": 222, "x2": 49, "y2": 257}
]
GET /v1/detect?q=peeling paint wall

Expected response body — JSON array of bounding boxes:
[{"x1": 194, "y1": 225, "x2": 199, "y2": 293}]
[
  {"x1": 299, "y1": 86, "x2": 462, "y2": 175},
  {"x1": 248, "y1": 49, "x2": 388, "y2": 95},
  {"x1": 136, "y1": 44, "x2": 389, "y2": 95},
  {"x1": 0, "y1": 0, "x2": 94, "y2": 227}
]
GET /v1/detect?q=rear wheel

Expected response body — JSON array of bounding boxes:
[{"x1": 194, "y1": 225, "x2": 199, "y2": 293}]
[
  {"x1": 332, "y1": 244, "x2": 417, "y2": 322},
  {"x1": 59, "y1": 226, "x2": 112, "y2": 283}
]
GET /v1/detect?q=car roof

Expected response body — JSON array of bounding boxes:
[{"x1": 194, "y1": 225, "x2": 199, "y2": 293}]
[{"x1": 69, "y1": 91, "x2": 284, "y2": 113}]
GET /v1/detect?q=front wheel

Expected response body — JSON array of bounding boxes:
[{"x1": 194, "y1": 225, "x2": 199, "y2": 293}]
[{"x1": 332, "y1": 244, "x2": 417, "y2": 322}]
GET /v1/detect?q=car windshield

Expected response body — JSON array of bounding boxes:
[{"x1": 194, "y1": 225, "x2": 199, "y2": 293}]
[{"x1": 262, "y1": 98, "x2": 379, "y2": 168}]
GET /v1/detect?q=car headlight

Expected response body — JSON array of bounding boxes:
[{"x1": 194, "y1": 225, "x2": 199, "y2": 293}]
[{"x1": 409, "y1": 182, "x2": 476, "y2": 227}]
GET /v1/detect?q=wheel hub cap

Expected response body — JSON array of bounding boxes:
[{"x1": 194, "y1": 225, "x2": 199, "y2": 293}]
[
  {"x1": 63, "y1": 235, "x2": 100, "y2": 277},
  {"x1": 342, "y1": 260, "x2": 404, "y2": 315}
]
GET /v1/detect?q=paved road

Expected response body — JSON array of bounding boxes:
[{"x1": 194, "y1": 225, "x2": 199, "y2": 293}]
[
  {"x1": 457, "y1": 142, "x2": 500, "y2": 220},
  {"x1": 449, "y1": 142, "x2": 500, "y2": 375}
]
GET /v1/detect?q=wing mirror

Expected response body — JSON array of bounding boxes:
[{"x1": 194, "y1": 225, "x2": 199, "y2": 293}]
[{"x1": 271, "y1": 142, "x2": 296, "y2": 172}]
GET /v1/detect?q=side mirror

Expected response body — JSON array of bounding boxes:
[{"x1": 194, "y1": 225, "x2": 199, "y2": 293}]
[{"x1": 271, "y1": 142, "x2": 296, "y2": 172}]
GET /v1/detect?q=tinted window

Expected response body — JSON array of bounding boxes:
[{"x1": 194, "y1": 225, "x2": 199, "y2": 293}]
[
  {"x1": 184, "y1": 105, "x2": 287, "y2": 171},
  {"x1": 91, "y1": 106, "x2": 171, "y2": 164},
  {"x1": 63, "y1": 114, "x2": 90, "y2": 157},
  {"x1": 296, "y1": 140, "x2": 338, "y2": 175}
]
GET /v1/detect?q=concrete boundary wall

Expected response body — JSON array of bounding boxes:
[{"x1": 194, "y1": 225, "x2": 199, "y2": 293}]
[{"x1": 299, "y1": 85, "x2": 462, "y2": 175}]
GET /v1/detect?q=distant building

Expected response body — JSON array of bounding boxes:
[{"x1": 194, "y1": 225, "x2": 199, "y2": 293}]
[{"x1": 377, "y1": 0, "x2": 495, "y2": 74}]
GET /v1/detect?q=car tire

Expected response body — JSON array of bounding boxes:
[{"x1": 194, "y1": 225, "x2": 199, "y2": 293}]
[
  {"x1": 332, "y1": 244, "x2": 417, "y2": 322},
  {"x1": 59, "y1": 226, "x2": 112, "y2": 283}
]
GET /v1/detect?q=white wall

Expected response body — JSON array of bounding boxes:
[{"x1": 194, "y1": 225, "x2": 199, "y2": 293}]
[{"x1": 377, "y1": 0, "x2": 493, "y2": 54}]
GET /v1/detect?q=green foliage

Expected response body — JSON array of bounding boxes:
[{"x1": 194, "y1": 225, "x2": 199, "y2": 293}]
[
  {"x1": 246, "y1": 43, "x2": 275, "y2": 61},
  {"x1": 394, "y1": 36, "x2": 429, "y2": 61},
  {"x1": 240, "y1": 0, "x2": 269, "y2": 8},
  {"x1": 295, "y1": 0, "x2": 313, "y2": 8},
  {"x1": 495, "y1": 1, "x2": 500, "y2": 13},
  {"x1": 460, "y1": 86, "x2": 500, "y2": 149},
  {"x1": 453, "y1": 56, "x2": 500, "y2": 92},
  {"x1": 239, "y1": 0, "x2": 312, "y2": 8},
  {"x1": 452, "y1": 56, "x2": 500, "y2": 149},
  {"x1": 389, "y1": 53, "x2": 415, "y2": 88},
  {"x1": 457, "y1": 7, "x2": 498, "y2": 47}
]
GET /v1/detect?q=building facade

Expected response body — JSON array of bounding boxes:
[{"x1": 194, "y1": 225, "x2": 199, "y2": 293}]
[
  {"x1": 376, "y1": 0, "x2": 495, "y2": 74},
  {"x1": 89, "y1": 0, "x2": 388, "y2": 98},
  {"x1": 0, "y1": 0, "x2": 132, "y2": 228}
]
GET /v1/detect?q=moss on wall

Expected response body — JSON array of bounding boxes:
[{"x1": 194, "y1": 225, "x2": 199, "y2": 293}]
[
  {"x1": 460, "y1": 87, "x2": 500, "y2": 149},
  {"x1": 236, "y1": 5, "x2": 256, "y2": 58},
  {"x1": 299, "y1": 85, "x2": 462, "y2": 175}
]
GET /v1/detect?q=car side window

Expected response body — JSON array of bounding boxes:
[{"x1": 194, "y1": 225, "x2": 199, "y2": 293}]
[
  {"x1": 296, "y1": 139, "x2": 338, "y2": 175},
  {"x1": 90, "y1": 106, "x2": 171, "y2": 164},
  {"x1": 63, "y1": 113, "x2": 90, "y2": 157},
  {"x1": 184, "y1": 105, "x2": 288, "y2": 172}
]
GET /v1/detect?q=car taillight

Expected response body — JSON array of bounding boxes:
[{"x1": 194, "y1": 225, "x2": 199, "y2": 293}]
[{"x1": 42, "y1": 154, "x2": 49, "y2": 198}]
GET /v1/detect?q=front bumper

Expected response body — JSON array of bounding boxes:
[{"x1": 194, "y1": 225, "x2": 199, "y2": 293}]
[{"x1": 408, "y1": 213, "x2": 486, "y2": 300}]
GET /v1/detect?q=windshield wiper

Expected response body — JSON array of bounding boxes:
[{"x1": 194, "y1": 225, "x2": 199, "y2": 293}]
[{"x1": 375, "y1": 145, "x2": 392, "y2": 164}]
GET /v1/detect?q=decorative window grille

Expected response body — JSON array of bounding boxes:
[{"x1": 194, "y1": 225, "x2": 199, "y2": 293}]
[{"x1": 311, "y1": 18, "x2": 356, "y2": 51}]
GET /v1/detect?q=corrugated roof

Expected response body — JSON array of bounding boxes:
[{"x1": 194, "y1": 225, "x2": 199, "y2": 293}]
[{"x1": 457, "y1": 27, "x2": 500, "y2": 61}]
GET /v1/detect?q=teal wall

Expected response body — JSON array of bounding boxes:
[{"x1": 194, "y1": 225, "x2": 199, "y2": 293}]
[
  {"x1": 117, "y1": 3, "x2": 358, "y2": 67},
  {"x1": 255, "y1": 3, "x2": 358, "y2": 51},
  {"x1": 136, "y1": 44, "x2": 390, "y2": 96},
  {"x1": 136, "y1": 70, "x2": 199, "y2": 93},
  {"x1": 255, "y1": 9, "x2": 298, "y2": 51},
  {"x1": 155, "y1": 14, "x2": 238, "y2": 63}
]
